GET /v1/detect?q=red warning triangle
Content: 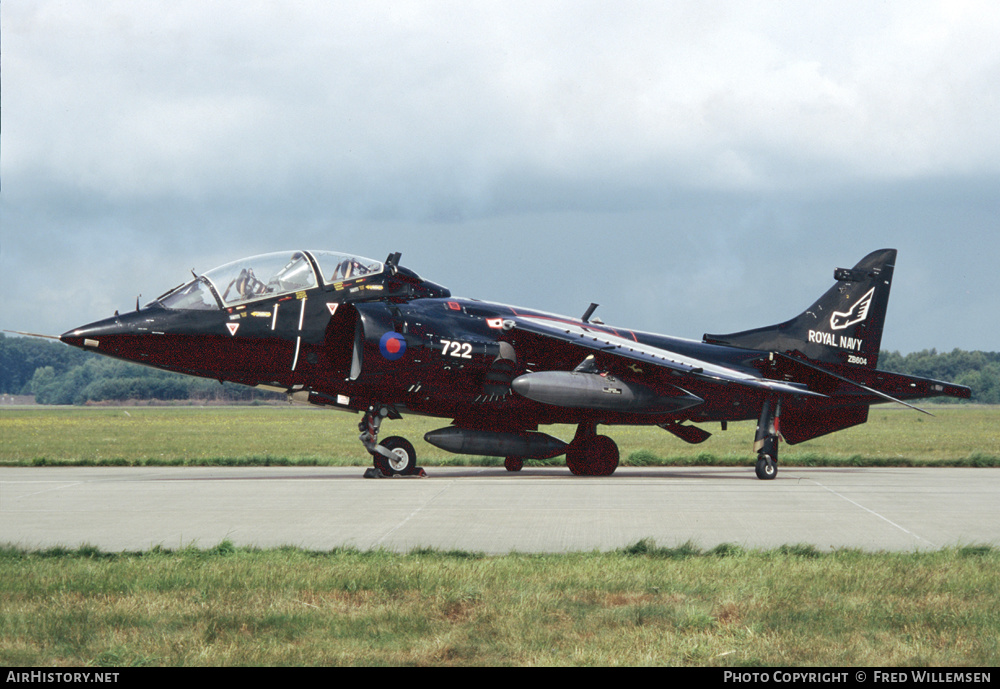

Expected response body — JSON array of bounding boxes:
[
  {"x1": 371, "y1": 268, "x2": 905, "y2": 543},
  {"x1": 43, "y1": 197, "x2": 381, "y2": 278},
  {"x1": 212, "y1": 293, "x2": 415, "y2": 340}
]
[
  {"x1": 327, "y1": 303, "x2": 339, "y2": 316},
  {"x1": 226, "y1": 323, "x2": 239, "y2": 336}
]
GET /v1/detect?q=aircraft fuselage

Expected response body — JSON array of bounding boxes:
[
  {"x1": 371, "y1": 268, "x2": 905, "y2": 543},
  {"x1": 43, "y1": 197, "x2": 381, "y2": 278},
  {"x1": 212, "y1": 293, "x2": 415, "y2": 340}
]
[{"x1": 61, "y1": 248, "x2": 971, "y2": 479}]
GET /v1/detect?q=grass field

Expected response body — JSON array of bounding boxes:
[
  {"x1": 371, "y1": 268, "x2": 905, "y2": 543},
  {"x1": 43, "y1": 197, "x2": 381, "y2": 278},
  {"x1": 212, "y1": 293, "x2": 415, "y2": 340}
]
[
  {"x1": 1, "y1": 542, "x2": 997, "y2": 667},
  {"x1": 3, "y1": 405, "x2": 998, "y2": 666},
  {"x1": 1, "y1": 404, "x2": 998, "y2": 467}
]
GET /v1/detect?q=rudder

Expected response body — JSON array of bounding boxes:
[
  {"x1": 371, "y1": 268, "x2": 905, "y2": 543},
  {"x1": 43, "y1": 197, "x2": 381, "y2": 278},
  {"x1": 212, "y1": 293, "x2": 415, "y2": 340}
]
[{"x1": 704, "y1": 249, "x2": 896, "y2": 369}]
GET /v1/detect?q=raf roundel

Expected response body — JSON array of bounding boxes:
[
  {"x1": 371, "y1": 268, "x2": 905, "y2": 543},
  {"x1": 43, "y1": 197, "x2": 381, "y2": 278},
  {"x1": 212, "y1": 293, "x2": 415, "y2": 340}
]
[{"x1": 379, "y1": 331, "x2": 407, "y2": 361}]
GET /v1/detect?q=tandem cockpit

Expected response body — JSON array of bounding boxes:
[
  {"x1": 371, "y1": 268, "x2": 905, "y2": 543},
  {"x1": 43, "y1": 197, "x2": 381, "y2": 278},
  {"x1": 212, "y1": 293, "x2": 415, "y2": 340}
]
[
  {"x1": 61, "y1": 249, "x2": 450, "y2": 353},
  {"x1": 151, "y1": 250, "x2": 450, "y2": 312}
]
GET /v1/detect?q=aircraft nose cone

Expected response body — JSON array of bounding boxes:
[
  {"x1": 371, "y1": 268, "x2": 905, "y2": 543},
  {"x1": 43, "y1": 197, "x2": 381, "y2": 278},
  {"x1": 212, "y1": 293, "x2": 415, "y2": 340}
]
[
  {"x1": 61, "y1": 308, "x2": 166, "y2": 351},
  {"x1": 61, "y1": 315, "x2": 129, "y2": 348}
]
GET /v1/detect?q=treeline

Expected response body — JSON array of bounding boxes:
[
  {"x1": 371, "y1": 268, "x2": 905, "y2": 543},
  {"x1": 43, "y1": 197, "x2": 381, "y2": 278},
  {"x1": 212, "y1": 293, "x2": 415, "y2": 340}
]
[
  {"x1": 0, "y1": 334, "x2": 280, "y2": 405},
  {"x1": 2, "y1": 334, "x2": 999, "y2": 405}
]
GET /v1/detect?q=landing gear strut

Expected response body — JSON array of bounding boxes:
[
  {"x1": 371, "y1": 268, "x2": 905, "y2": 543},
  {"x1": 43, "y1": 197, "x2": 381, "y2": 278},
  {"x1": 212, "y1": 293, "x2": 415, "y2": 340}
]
[
  {"x1": 359, "y1": 405, "x2": 424, "y2": 478},
  {"x1": 565, "y1": 422, "x2": 619, "y2": 476},
  {"x1": 754, "y1": 398, "x2": 781, "y2": 480}
]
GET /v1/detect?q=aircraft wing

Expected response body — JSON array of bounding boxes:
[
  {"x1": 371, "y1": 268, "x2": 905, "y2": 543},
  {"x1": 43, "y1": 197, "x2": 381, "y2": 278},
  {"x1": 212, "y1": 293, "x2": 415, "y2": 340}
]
[
  {"x1": 507, "y1": 317, "x2": 825, "y2": 399},
  {"x1": 767, "y1": 351, "x2": 971, "y2": 412}
]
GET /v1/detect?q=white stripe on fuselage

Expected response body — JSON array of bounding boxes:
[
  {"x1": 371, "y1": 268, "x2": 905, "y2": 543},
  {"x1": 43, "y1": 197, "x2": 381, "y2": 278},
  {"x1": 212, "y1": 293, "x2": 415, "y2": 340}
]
[{"x1": 520, "y1": 317, "x2": 756, "y2": 381}]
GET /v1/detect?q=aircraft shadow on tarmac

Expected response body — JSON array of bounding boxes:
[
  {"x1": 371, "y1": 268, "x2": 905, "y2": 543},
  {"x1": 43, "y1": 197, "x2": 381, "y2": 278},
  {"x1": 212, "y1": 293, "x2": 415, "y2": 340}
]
[{"x1": 148, "y1": 466, "x2": 764, "y2": 481}]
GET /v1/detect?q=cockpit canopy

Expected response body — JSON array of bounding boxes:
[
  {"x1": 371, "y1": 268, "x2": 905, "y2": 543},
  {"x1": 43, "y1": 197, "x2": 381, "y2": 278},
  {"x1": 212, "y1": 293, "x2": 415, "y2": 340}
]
[{"x1": 156, "y1": 251, "x2": 384, "y2": 311}]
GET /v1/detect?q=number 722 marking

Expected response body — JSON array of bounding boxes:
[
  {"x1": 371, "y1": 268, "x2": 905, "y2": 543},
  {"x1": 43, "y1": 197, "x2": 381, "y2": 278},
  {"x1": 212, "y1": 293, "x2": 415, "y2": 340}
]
[{"x1": 440, "y1": 339, "x2": 473, "y2": 359}]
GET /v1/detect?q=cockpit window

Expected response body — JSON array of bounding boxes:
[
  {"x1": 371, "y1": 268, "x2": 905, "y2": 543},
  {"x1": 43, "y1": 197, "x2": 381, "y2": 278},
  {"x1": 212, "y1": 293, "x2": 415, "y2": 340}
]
[
  {"x1": 158, "y1": 279, "x2": 219, "y2": 311},
  {"x1": 205, "y1": 251, "x2": 319, "y2": 307},
  {"x1": 154, "y1": 250, "x2": 383, "y2": 311},
  {"x1": 309, "y1": 251, "x2": 383, "y2": 284}
]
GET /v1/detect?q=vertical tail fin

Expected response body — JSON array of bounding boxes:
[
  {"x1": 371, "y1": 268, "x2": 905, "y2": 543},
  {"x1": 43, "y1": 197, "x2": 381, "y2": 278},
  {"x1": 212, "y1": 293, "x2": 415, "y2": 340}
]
[{"x1": 704, "y1": 249, "x2": 896, "y2": 369}]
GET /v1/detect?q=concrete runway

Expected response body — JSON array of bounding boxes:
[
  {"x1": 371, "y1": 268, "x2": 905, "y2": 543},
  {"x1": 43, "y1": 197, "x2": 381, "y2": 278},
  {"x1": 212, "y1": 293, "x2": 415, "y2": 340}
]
[{"x1": 1, "y1": 465, "x2": 997, "y2": 553}]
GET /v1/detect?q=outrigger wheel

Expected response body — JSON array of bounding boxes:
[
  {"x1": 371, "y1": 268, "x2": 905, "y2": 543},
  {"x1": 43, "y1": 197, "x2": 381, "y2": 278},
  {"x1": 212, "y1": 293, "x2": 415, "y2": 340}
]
[
  {"x1": 755, "y1": 454, "x2": 777, "y2": 480},
  {"x1": 753, "y1": 398, "x2": 781, "y2": 481}
]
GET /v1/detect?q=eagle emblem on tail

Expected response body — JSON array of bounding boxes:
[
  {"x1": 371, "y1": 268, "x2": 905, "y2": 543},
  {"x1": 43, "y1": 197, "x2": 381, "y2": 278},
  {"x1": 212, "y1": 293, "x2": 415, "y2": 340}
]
[{"x1": 830, "y1": 287, "x2": 875, "y2": 331}]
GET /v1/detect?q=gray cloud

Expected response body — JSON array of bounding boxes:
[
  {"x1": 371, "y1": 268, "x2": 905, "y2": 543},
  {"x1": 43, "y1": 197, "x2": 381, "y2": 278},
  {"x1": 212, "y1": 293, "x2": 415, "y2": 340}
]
[{"x1": 3, "y1": 1, "x2": 998, "y2": 353}]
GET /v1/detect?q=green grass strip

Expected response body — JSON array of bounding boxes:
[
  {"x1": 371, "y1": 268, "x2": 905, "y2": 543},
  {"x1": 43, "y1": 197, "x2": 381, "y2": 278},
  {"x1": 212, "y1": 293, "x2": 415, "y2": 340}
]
[{"x1": 1, "y1": 541, "x2": 997, "y2": 667}]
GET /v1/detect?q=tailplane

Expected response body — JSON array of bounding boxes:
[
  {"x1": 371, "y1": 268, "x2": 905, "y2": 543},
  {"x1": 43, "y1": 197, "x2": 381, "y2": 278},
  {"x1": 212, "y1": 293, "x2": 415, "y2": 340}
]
[{"x1": 704, "y1": 249, "x2": 896, "y2": 369}]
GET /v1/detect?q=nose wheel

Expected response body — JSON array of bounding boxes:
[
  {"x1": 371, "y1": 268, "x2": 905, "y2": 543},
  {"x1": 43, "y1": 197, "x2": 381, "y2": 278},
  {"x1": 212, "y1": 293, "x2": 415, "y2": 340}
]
[
  {"x1": 359, "y1": 405, "x2": 425, "y2": 477},
  {"x1": 375, "y1": 436, "x2": 419, "y2": 476}
]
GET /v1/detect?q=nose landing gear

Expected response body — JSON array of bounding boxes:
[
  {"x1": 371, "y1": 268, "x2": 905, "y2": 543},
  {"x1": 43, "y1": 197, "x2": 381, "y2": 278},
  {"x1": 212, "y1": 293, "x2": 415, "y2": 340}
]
[{"x1": 359, "y1": 405, "x2": 425, "y2": 478}]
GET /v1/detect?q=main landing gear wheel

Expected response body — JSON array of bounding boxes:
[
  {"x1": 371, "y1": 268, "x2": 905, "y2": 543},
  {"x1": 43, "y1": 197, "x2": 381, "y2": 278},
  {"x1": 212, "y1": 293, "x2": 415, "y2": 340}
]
[
  {"x1": 373, "y1": 436, "x2": 420, "y2": 476},
  {"x1": 504, "y1": 457, "x2": 524, "y2": 472},
  {"x1": 566, "y1": 435, "x2": 619, "y2": 476},
  {"x1": 755, "y1": 454, "x2": 777, "y2": 480}
]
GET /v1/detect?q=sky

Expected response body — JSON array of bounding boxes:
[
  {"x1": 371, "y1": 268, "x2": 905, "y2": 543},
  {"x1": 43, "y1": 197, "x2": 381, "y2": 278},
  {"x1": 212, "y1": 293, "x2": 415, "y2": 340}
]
[{"x1": 3, "y1": 1, "x2": 999, "y2": 354}]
